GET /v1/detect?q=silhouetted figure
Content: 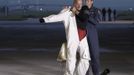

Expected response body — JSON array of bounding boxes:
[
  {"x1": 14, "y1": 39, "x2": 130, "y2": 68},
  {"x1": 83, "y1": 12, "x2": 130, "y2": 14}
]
[
  {"x1": 113, "y1": 9, "x2": 116, "y2": 21},
  {"x1": 107, "y1": 8, "x2": 112, "y2": 21},
  {"x1": 102, "y1": 8, "x2": 106, "y2": 21},
  {"x1": 101, "y1": 69, "x2": 110, "y2": 75}
]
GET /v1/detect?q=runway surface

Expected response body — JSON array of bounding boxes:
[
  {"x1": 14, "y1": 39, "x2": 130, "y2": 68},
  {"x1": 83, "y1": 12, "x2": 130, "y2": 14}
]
[
  {"x1": 0, "y1": 20, "x2": 134, "y2": 75},
  {"x1": 0, "y1": 20, "x2": 134, "y2": 52},
  {"x1": 0, "y1": 51, "x2": 134, "y2": 75}
]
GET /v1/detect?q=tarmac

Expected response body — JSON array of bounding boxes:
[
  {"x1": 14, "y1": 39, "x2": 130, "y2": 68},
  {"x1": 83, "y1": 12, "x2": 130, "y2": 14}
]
[
  {"x1": 0, "y1": 20, "x2": 134, "y2": 75},
  {"x1": 0, "y1": 50, "x2": 134, "y2": 75}
]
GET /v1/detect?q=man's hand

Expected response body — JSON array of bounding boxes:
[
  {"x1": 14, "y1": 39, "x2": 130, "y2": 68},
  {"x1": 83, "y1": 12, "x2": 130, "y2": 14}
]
[{"x1": 39, "y1": 18, "x2": 45, "y2": 23}]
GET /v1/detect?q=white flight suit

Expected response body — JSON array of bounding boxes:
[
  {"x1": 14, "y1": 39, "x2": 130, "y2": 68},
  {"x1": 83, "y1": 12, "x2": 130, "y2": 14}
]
[{"x1": 43, "y1": 7, "x2": 91, "y2": 75}]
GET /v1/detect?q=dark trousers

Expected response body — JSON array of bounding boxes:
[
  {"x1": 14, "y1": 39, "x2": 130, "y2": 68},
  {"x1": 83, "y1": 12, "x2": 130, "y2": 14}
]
[{"x1": 86, "y1": 25, "x2": 100, "y2": 75}]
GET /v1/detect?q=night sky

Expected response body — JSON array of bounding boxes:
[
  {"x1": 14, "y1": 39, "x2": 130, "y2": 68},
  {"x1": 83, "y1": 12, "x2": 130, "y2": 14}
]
[{"x1": 0, "y1": 0, "x2": 134, "y2": 10}]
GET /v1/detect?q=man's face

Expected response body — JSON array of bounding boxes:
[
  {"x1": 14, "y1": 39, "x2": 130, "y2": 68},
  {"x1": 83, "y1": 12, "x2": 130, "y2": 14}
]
[
  {"x1": 74, "y1": 0, "x2": 82, "y2": 11},
  {"x1": 86, "y1": 0, "x2": 93, "y2": 8}
]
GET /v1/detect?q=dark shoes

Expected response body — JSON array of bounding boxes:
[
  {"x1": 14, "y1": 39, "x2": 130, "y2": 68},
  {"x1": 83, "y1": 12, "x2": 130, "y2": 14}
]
[{"x1": 100, "y1": 69, "x2": 110, "y2": 75}]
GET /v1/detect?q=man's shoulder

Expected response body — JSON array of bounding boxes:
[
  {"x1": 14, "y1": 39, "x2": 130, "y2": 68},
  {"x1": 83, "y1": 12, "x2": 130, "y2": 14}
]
[
  {"x1": 60, "y1": 6, "x2": 71, "y2": 13},
  {"x1": 91, "y1": 7, "x2": 101, "y2": 15},
  {"x1": 92, "y1": 7, "x2": 100, "y2": 11}
]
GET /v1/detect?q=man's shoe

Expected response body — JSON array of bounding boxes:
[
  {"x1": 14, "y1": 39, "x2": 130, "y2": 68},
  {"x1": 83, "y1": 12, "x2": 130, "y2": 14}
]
[{"x1": 100, "y1": 68, "x2": 110, "y2": 75}]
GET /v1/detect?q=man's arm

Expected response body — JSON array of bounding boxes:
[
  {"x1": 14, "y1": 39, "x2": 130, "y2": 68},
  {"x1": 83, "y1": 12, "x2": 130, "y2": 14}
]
[
  {"x1": 39, "y1": 8, "x2": 68, "y2": 23},
  {"x1": 43, "y1": 14, "x2": 64, "y2": 23},
  {"x1": 88, "y1": 16, "x2": 98, "y2": 25}
]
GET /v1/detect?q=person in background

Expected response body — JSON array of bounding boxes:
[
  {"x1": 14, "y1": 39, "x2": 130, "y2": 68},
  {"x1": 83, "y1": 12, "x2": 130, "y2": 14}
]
[
  {"x1": 107, "y1": 8, "x2": 112, "y2": 21},
  {"x1": 113, "y1": 9, "x2": 117, "y2": 21},
  {"x1": 102, "y1": 8, "x2": 106, "y2": 21}
]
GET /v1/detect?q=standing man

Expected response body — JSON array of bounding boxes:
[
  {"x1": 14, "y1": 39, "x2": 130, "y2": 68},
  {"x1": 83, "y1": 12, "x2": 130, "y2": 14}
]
[
  {"x1": 85, "y1": 0, "x2": 101, "y2": 75},
  {"x1": 39, "y1": 0, "x2": 91, "y2": 75},
  {"x1": 107, "y1": 8, "x2": 112, "y2": 21},
  {"x1": 102, "y1": 8, "x2": 106, "y2": 21},
  {"x1": 113, "y1": 9, "x2": 117, "y2": 21}
]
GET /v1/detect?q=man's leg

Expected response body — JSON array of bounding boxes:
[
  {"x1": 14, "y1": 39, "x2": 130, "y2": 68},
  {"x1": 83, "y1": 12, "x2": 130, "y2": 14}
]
[
  {"x1": 74, "y1": 37, "x2": 90, "y2": 75},
  {"x1": 74, "y1": 59, "x2": 89, "y2": 75},
  {"x1": 87, "y1": 25, "x2": 100, "y2": 75},
  {"x1": 64, "y1": 45, "x2": 78, "y2": 75}
]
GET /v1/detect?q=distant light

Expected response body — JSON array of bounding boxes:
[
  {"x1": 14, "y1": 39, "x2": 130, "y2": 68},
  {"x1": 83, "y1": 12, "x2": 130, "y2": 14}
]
[
  {"x1": 129, "y1": 8, "x2": 133, "y2": 11},
  {"x1": 40, "y1": 8, "x2": 43, "y2": 11}
]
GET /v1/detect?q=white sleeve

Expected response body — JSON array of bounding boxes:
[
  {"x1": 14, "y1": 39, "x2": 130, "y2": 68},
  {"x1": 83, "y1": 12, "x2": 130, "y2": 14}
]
[{"x1": 43, "y1": 10, "x2": 67, "y2": 23}]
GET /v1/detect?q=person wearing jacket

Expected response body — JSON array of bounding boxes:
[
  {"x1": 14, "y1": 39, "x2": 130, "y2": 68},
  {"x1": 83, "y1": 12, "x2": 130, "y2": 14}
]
[
  {"x1": 39, "y1": 0, "x2": 92, "y2": 75},
  {"x1": 85, "y1": 0, "x2": 101, "y2": 75},
  {"x1": 76, "y1": 4, "x2": 100, "y2": 75},
  {"x1": 78, "y1": 1, "x2": 110, "y2": 74}
]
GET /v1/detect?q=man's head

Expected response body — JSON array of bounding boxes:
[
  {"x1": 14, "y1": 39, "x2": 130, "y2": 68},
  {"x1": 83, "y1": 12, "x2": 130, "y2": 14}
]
[
  {"x1": 73, "y1": 0, "x2": 82, "y2": 11},
  {"x1": 86, "y1": 0, "x2": 93, "y2": 8}
]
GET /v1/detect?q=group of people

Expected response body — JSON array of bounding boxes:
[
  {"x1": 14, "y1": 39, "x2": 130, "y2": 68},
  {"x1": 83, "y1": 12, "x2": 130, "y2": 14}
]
[
  {"x1": 39, "y1": 0, "x2": 109, "y2": 75},
  {"x1": 101, "y1": 8, "x2": 117, "y2": 21}
]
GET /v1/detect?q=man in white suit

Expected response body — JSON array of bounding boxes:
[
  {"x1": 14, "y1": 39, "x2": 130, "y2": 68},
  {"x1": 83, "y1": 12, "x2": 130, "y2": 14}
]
[{"x1": 39, "y1": 0, "x2": 91, "y2": 75}]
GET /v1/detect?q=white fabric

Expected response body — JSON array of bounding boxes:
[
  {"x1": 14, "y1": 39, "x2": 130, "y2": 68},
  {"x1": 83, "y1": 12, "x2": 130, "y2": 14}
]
[
  {"x1": 43, "y1": 7, "x2": 91, "y2": 75},
  {"x1": 65, "y1": 36, "x2": 90, "y2": 75},
  {"x1": 74, "y1": 59, "x2": 89, "y2": 75}
]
